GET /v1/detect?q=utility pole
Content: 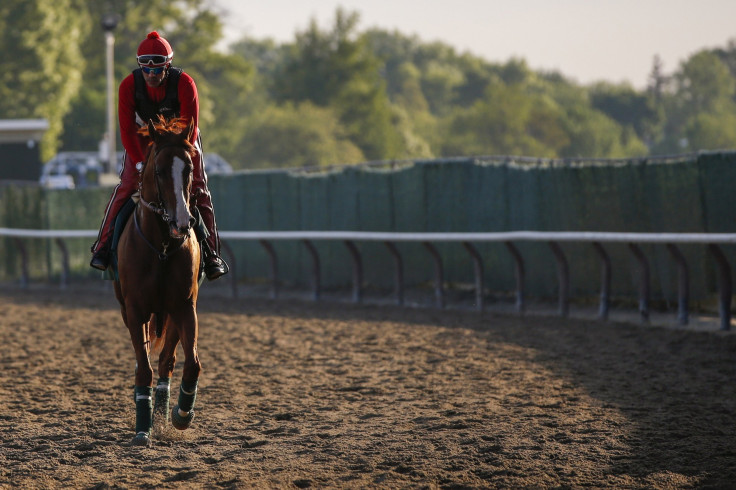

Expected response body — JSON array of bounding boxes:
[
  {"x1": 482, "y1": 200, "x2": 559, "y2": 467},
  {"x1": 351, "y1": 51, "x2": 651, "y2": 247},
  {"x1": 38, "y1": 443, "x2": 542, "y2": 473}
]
[{"x1": 101, "y1": 12, "x2": 120, "y2": 175}]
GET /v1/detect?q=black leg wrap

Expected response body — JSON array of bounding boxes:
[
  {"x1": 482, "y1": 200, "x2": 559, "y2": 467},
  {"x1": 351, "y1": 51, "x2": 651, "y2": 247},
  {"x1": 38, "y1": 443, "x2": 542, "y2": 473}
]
[
  {"x1": 153, "y1": 377, "x2": 171, "y2": 423},
  {"x1": 134, "y1": 385, "x2": 154, "y2": 436},
  {"x1": 171, "y1": 380, "x2": 197, "y2": 430},
  {"x1": 177, "y1": 380, "x2": 198, "y2": 413}
]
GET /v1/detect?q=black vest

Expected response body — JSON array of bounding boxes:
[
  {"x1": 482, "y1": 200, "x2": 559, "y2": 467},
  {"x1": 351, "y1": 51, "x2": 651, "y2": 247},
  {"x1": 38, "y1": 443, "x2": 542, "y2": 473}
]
[{"x1": 133, "y1": 67, "x2": 182, "y2": 124}]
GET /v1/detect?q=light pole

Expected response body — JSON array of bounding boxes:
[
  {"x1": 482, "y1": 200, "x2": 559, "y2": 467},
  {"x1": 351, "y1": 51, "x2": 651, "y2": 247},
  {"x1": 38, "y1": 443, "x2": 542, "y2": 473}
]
[{"x1": 101, "y1": 13, "x2": 120, "y2": 175}]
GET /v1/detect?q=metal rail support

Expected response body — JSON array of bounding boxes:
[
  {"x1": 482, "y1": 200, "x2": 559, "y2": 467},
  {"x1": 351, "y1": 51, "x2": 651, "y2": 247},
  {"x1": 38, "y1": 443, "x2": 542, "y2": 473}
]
[
  {"x1": 592, "y1": 242, "x2": 611, "y2": 321},
  {"x1": 628, "y1": 243, "x2": 650, "y2": 323},
  {"x1": 548, "y1": 241, "x2": 569, "y2": 317},
  {"x1": 220, "y1": 241, "x2": 238, "y2": 299},
  {"x1": 12, "y1": 239, "x2": 29, "y2": 288},
  {"x1": 666, "y1": 244, "x2": 689, "y2": 325},
  {"x1": 384, "y1": 241, "x2": 404, "y2": 306},
  {"x1": 708, "y1": 244, "x2": 732, "y2": 331},
  {"x1": 504, "y1": 241, "x2": 525, "y2": 313},
  {"x1": 259, "y1": 240, "x2": 278, "y2": 299},
  {"x1": 343, "y1": 240, "x2": 363, "y2": 303},
  {"x1": 54, "y1": 238, "x2": 70, "y2": 289},
  {"x1": 302, "y1": 240, "x2": 321, "y2": 301},
  {"x1": 462, "y1": 242, "x2": 484, "y2": 312},
  {"x1": 422, "y1": 242, "x2": 444, "y2": 308}
]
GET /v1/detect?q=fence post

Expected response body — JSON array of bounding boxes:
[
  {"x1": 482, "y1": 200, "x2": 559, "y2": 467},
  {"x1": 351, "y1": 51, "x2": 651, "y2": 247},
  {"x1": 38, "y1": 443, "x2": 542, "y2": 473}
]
[
  {"x1": 708, "y1": 244, "x2": 732, "y2": 331},
  {"x1": 302, "y1": 240, "x2": 321, "y2": 301},
  {"x1": 666, "y1": 244, "x2": 689, "y2": 325},
  {"x1": 54, "y1": 238, "x2": 70, "y2": 290},
  {"x1": 592, "y1": 242, "x2": 611, "y2": 321},
  {"x1": 462, "y1": 242, "x2": 484, "y2": 312},
  {"x1": 384, "y1": 241, "x2": 404, "y2": 306},
  {"x1": 343, "y1": 241, "x2": 363, "y2": 303},
  {"x1": 422, "y1": 242, "x2": 444, "y2": 308},
  {"x1": 504, "y1": 242, "x2": 525, "y2": 313},
  {"x1": 628, "y1": 243, "x2": 650, "y2": 324},
  {"x1": 12, "y1": 239, "x2": 29, "y2": 288},
  {"x1": 548, "y1": 241, "x2": 569, "y2": 317},
  {"x1": 259, "y1": 240, "x2": 278, "y2": 299}
]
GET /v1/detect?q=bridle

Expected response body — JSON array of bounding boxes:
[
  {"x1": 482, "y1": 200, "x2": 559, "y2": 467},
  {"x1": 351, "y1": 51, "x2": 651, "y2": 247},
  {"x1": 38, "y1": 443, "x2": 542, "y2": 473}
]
[{"x1": 135, "y1": 142, "x2": 193, "y2": 260}]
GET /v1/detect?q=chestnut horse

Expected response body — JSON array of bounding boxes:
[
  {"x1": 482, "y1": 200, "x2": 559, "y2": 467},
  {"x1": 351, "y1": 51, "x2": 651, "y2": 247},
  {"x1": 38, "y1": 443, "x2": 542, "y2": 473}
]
[{"x1": 114, "y1": 116, "x2": 202, "y2": 446}]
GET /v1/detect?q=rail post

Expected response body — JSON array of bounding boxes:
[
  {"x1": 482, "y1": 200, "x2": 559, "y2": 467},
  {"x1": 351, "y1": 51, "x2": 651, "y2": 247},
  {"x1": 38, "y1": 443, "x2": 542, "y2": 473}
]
[
  {"x1": 592, "y1": 242, "x2": 611, "y2": 321},
  {"x1": 708, "y1": 244, "x2": 732, "y2": 331},
  {"x1": 666, "y1": 244, "x2": 689, "y2": 325},
  {"x1": 384, "y1": 241, "x2": 404, "y2": 306},
  {"x1": 259, "y1": 240, "x2": 278, "y2": 299},
  {"x1": 343, "y1": 240, "x2": 363, "y2": 303},
  {"x1": 548, "y1": 241, "x2": 569, "y2": 317},
  {"x1": 422, "y1": 242, "x2": 444, "y2": 308},
  {"x1": 628, "y1": 243, "x2": 650, "y2": 324},
  {"x1": 504, "y1": 242, "x2": 525, "y2": 313},
  {"x1": 302, "y1": 240, "x2": 321, "y2": 301}
]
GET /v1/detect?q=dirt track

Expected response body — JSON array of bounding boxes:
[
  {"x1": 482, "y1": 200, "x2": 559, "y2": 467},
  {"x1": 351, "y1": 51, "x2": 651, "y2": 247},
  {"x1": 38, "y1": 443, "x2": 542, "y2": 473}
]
[{"x1": 1, "y1": 284, "x2": 736, "y2": 489}]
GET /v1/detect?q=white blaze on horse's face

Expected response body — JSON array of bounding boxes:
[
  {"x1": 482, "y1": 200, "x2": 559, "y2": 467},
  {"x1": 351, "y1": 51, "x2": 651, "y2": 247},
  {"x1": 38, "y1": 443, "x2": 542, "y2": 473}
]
[{"x1": 171, "y1": 155, "x2": 192, "y2": 237}]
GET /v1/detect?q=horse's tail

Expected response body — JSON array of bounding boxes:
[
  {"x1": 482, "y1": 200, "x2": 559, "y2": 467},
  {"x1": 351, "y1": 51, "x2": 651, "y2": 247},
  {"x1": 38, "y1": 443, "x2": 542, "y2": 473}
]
[{"x1": 149, "y1": 312, "x2": 167, "y2": 353}]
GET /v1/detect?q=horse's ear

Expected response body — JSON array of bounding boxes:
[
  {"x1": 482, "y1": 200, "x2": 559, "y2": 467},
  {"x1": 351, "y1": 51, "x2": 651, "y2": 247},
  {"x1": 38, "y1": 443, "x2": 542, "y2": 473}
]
[{"x1": 147, "y1": 119, "x2": 157, "y2": 143}]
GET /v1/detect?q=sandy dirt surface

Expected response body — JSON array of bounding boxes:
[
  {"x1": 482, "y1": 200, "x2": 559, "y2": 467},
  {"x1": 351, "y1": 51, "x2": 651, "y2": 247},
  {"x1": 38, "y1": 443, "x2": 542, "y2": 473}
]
[{"x1": 1, "y1": 284, "x2": 736, "y2": 489}]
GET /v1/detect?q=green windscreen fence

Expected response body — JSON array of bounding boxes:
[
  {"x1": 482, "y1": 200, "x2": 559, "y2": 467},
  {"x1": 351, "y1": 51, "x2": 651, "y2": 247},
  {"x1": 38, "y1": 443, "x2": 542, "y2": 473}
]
[{"x1": 2, "y1": 152, "x2": 734, "y2": 305}]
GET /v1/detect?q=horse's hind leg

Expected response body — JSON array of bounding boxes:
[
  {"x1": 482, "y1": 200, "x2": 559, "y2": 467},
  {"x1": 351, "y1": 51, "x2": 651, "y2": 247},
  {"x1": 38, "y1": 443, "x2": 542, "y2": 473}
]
[
  {"x1": 154, "y1": 317, "x2": 179, "y2": 425},
  {"x1": 171, "y1": 307, "x2": 201, "y2": 430}
]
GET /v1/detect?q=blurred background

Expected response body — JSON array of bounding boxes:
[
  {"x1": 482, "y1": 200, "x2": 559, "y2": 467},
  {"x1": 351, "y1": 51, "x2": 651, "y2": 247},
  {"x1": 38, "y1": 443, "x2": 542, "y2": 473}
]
[{"x1": 3, "y1": 0, "x2": 736, "y2": 179}]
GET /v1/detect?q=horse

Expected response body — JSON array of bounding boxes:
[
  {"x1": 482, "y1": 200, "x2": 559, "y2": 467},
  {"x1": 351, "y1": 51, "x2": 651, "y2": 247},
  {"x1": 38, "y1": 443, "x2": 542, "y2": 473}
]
[{"x1": 113, "y1": 116, "x2": 202, "y2": 446}]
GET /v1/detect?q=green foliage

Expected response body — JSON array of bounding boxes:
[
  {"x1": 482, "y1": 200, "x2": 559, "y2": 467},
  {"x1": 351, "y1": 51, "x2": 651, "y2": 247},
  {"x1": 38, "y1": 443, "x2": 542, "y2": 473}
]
[
  {"x1": 236, "y1": 102, "x2": 364, "y2": 169},
  {"x1": 0, "y1": 0, "x2": 90, "y2": 160},
  {"x1": 271, "y1": 8, "x2": 403, "y2": 161},
  {"x1": 4, "y1": 3, "x2": 736, "y2": 169}
]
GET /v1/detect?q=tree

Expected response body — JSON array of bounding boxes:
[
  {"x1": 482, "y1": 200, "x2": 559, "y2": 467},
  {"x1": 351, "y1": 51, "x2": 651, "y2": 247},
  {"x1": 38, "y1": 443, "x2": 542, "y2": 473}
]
[
  {"x1": 237, "y1": 102, "x2": 364, "y2": 169},
  {"x1": 0, "y1": 0, "x2": 90, "y2": 160},
  {"x1": 441, "y1": 82, "x2": 570, "y2": 158},
  {"x1": 272, "y1": 8, "x2": 404, "y2": 160}
]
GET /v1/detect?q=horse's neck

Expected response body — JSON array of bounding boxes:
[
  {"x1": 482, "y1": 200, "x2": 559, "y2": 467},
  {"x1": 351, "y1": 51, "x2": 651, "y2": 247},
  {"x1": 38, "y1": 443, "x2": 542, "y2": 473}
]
[{"x1": 135, "y1": 205, "x2": 167, "y2": 246}]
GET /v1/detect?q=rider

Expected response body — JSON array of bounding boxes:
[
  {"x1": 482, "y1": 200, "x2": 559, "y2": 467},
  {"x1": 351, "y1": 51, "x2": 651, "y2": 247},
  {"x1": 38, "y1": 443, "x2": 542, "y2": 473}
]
[{"x1": 90, "y1": 31, "x2": 229, "y2": 280}]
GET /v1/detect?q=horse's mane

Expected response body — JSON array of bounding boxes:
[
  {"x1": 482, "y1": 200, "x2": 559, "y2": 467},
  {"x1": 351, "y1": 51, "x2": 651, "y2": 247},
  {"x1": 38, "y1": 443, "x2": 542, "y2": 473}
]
[{"x1": 138, "y1": 116, "x2": 196, "y2": 156}]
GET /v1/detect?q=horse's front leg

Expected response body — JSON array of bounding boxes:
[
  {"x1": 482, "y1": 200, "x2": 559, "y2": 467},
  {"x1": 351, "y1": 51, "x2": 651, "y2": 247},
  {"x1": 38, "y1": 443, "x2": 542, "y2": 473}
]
[
  {"x1": 154, "y1": 315, "x2": 179, "y2": 425},
  {"x1": 128, "y1": 313, "x2": 154, "y2": 446},
  {"x1": 171, "y1": 306, "x2": 201, "y2": 430}
]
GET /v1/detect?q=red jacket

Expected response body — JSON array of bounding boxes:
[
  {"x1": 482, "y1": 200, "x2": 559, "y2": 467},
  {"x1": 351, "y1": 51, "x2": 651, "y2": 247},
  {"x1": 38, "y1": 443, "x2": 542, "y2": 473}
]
[{"x1": 118, "y1": 69, "x2": 199, "y2": 164}]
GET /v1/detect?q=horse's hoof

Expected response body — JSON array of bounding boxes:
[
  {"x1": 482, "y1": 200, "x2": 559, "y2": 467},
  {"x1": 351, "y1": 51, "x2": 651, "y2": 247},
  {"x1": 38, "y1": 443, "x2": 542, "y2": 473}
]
[
  {"x1": 131, "y1": 431, "x2": 151, "y2": 446},
  {"x1": 171, "y1": 405, "x2": 195, "y2": 430}
]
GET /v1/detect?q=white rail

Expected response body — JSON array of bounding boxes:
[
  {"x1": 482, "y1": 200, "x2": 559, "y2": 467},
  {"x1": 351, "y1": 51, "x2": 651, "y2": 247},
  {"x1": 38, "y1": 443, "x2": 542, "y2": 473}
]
[
  {"x1": 3, "y1": 228, "x2": 736, "y2": 243},
  {"x1": 2, "y1": 228, "x2": 734, "y2": 329}
]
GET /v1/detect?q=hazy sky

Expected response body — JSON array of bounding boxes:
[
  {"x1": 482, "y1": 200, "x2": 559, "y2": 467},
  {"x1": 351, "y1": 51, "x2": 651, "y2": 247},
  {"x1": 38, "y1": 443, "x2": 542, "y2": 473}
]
[{"x1": 208, "y1": 0, "x2": 736, "y2": 89}]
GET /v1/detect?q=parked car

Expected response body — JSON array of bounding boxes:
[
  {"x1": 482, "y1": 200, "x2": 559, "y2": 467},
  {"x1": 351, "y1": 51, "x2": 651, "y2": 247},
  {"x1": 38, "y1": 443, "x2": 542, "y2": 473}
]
[
  {"x1": 42, "y1": 151, "x2": 233, "y2": 189},
  {"x1": 40, "y1": 152, "x2": 106, "y2": 189},
  {"x1": 115, "y1": 152, "x2": 233, "y2": 175}
]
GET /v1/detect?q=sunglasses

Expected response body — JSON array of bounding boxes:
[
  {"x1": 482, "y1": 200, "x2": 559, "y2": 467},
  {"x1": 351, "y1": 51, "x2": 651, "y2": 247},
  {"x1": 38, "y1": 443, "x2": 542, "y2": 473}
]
[
  {"x1": 137, "y1": 54, "x2": 171, "y2": 65},
  {"x1": 141, "y1": 65, "x2": 165, "y2": 75}
]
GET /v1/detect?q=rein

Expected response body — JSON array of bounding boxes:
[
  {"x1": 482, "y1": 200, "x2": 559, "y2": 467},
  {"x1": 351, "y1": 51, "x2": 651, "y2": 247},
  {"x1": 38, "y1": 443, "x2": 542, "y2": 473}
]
[
  {"x1": 133, "y1": 210, "x2": 185, "y2": 262},
  {"x1": 134, "y1": 141, "x2": 191, "y2": 261}
]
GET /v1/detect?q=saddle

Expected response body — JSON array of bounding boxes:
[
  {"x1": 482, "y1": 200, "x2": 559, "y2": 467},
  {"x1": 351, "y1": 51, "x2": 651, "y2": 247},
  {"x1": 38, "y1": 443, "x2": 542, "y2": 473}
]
[{"x1": 106, "y1": 198, "x2": 206, "y2": 284}]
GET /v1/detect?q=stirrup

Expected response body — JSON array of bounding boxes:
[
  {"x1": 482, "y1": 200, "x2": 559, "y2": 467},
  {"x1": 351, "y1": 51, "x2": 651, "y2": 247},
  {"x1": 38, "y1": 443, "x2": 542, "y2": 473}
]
[
  {"x1": 204, "y1": 255, "x2": 229, "y2": 280},
  {"x1": 90, "y1": 248, "x2": 110, "y2": 271}
]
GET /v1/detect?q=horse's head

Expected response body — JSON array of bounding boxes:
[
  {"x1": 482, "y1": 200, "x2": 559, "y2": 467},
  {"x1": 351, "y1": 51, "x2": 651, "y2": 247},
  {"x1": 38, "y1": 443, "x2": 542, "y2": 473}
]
[{"x1": 141, "y1": 117, "x2": 197, "y2": 240}]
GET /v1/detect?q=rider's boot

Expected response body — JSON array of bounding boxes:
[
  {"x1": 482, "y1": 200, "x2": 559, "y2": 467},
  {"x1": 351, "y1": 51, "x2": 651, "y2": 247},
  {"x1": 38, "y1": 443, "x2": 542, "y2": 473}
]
[{"x1": 90, "y1": 242, "x2": 111, "y2": 271}]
